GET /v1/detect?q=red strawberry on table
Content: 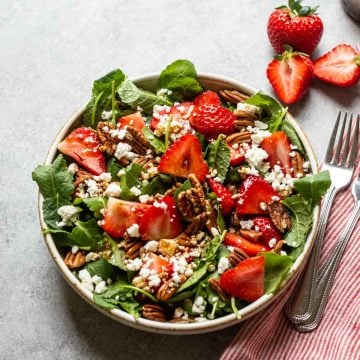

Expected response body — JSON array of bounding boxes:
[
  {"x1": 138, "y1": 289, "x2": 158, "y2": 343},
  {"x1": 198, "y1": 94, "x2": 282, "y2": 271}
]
[
  {"x1": 253, "y1": 217, "x2": 282, "y2": 247},
  {"x1": 267, "y1": 0, "x2": 323, "y2": 54},
  {"x1": 139, "y1": 196, "x2": 182, "y2": 241},
  {"x1": 207, "y1": 178, "x2": 235, "y2": 216},
  {"x1": 118, "y1": 112, "x2": 145, "y2": 132},
  {"x1": 266, "y1": 46, "x2": 313, "y2": 105},
  {"x1": 58, "y1": 127, "x2": 106, "y2": 175},
  {"x1": 193, "y1": 90, "x2": 221, "y2": 107},
  {"x1": 260, "y1": 131, "x2": 292, "y2": 174},
  {"x1": 313, "y1": 44, "x2": 360, "y2": 87},
  {"x1": 189, "y1": 104, "x2": 236, "y2": 139},
  {"x1": 220, "y1": 255, "x2": 265, "y2": 302},
  {"x1": 158, "y1": 134, "x2": 209, "y2": 182},
  {"x1": 236, "y1": 175, "x2": 280, "y2": 215},
  {"x1": 102, "y1": 198, "x2": 150, "y2": 238},
  {"x1": 224, "y1": 233, "x2": 270, "y2": 257}
]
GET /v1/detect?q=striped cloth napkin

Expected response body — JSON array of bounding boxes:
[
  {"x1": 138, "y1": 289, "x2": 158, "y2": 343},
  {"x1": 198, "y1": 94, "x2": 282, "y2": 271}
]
[{"x1": 221, "y1": 160, "x2": 360, "y2": 360}]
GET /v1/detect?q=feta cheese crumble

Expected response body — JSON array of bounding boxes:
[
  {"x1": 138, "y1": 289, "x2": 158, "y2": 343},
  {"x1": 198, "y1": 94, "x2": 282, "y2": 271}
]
[
  {"x1": 126, "y1": 223, "x2": 140, "y2": 237},
  {"x1": 218, "y1": 257, "x2": 231, "y2": 274},
  {"x1": 104, "y1": 182, "x2": 121, "y2": 197},
  {"x1": 56, "y1": 205, "x2": 82, "y2": 227}
]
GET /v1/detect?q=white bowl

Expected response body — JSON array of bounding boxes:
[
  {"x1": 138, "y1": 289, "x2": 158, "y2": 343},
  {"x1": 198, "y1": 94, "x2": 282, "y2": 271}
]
[{"x1": 38, "y1": 73, "x2": 320, "y2": 334}]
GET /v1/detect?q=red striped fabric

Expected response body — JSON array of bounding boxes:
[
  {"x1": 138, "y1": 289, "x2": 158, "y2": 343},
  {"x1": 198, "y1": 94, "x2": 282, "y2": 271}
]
[{"x1": 221, "y1": 159, "x2": 360, "y2": 360}]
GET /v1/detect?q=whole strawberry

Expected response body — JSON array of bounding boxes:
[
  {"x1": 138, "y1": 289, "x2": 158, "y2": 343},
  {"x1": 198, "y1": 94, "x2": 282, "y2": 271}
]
[{"x1": 267, "y1": 0, "x2": 323, "y2": 55}]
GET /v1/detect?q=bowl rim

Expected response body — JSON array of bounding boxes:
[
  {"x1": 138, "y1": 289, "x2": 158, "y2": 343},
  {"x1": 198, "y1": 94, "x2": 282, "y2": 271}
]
[{"x1": 38, "y1": 72, "x2": 320, "y2": 334}]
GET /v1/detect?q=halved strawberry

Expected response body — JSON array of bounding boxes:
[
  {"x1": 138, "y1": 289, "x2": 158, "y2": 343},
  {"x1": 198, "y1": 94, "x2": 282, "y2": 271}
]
[
  {"x1": 313, "y1": 44, "x2": 360, "y2": 87},
  {"x1": 228, "y1": 144, "x2": 246, "y2": 167},
  {"x1": 193, "y1": 90, "x2": 221, "y2": 107},
  {"x1": 102, "y1": 198, "x2": 150, "y2": 238},
  {"x1": 266, "y1": 46, "x2": 313, "y2": 105},
  {"x1": 253, "y1": 217, "x2": 282, "y2": 247},
  {"x1": 189, "y1": 104, "x2": 236, "y2": 139},
  {"x1": 220, "y1": 255, "x2": 265, "y2": 302},
  {"x1": 58, "y1": 127, "x2": 106, "y2": 175},
  {"x1": 224, "y1": 233, "x2": 270, "y2": 257},
  {"x1": 260, "y1": 131, "x2": 292, "y2": 174},
  {"x1": 118, "y1": 112, "x2": 145, "y2": 132},
  {"x1": 147, "y1": 252, "x2": 173, "y2": 275},
  {"x1": 139, "y1": 196, "x2": 182, "y2": 241},
  {"x1": 158, "y1": 134, "x2": 209, "y2": 182},
  {"x1": 236, "y1": 175, "x2": 280, "y2": 215},
  {"x1": 207, "y1": 178, "x2": 235, "y2": 216}
]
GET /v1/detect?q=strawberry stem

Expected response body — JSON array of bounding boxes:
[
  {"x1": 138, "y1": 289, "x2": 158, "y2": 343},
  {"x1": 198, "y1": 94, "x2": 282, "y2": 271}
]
[{"x1": 277, "y1": 0, "x2": 319, "y2": 16}]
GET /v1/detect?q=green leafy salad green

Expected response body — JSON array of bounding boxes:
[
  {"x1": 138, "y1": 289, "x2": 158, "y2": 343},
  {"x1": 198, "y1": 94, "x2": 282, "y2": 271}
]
[{"x1": 33, "y1": 59, "x2": 330, "y2": 322}]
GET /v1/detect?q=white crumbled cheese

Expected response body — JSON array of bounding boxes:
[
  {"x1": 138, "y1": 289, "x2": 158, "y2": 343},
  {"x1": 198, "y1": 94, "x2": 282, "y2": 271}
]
[
  {"x1": 240, "y1": 220, "x2": 254, "y2": 230},
  {"x1": 97, "y1": 220, "x2": 105, "y2": 226},
  {"x1": 280, "y1": 250, "x2": 288, "y2": 256},
  {"x1": 139, "y1": 194, "x2": 150, "y2": 203},
  {"x1": 85, "y1": 252, "x2": 99, "y2": 262},
  {"x1": 172, "y1": 272, "x2": 183, "y2": 285},
  {"x1": 82, "y1": 282, "x2": 94, "y2": 292},
  {"x1": 68, "y1": 163, "x2": 78, "y2": 175},
  {"x1": 271, "y1": 196, "x2": 280, "y2": 201},
  {"x1": 126, "y1": 258, "x2": 142, "y2": 271},
  {"x1": 303, "y1": 161, "x2": 310, "y2": 171},
  {"x1": 148, "y1": 273, "x2": 161, "y2": 288},
  {"x1": 213, "y1": 176, "x2": 222, "y2": 183},
  {"x1": 101, "y1": 110, "x2": 113, "y2": 120},
  {"x1": 84, "y1": 179, "x2": 102, "y2": 197},
  {"x1": 251, "y1": 130, "x2": 271, "y2": 145},
  {"x1": 139, "y1": 267, "x2": 151, "y2": 279},
  {"x1": 95, "y1": 281, "x2": 107, "y2": 294},
  {"x1": 245, "y1": 144, "x2": 269, "y2": 169},
  {"x1": 109, "y1": 128, "x2": 126, "y2": 140},
  {"x1": 157, "y1": 88, "x2": 173, "y2": 96},
  {"x1": 218, "y1": 257, "x2": 231, "y2": 274},
  {"x1": 184, "y1": 268, "x2": 194, "y2": 277},
  {"x1": 289, "y1": 151, "x2": 296, "y2": 157},
  {"x1": 126, "y1": 223, "x2": 140, "y2": 237},
  {"x1": 93, "y1": 172, "x2": 112, "y2": 182},
  {"x1": 254, "y1": 120, "x2": 268, "y2": 130},
  {"x1": 268, "y1": 238, "x2": 277, "y2": 248},
  {"x1": 104, "y1": 182, "x2": 121, "y2": 197},
  {"x1": 236, "y1": 102, "x2": 262, "y2": 116},
  {"x1": 174, "y1": 307, "x2": 185, "y2": 318},
  {"x1": 144, "y1": 240, "x2": 159, "y2": 253},
  {"x1": 227, "y1": 246, "x2": 235, "y2": 252},
  {"x1": 264, "y1": 166, "x2": 295, "y2": 193},
  {"x1": 79, "y1": 269, "x2": 92, "y2": 282},
  {"x1": 296, "y1": 173, "x2": 304, "y2": 178},
  {"x1": 56, "y1": 205, "x2": 82, "y2": 227},
  {"x1": 189, "y1": 250, "x2": 201, "y2": 258},
  {"x1": 91, "y1": 275, "x2": 103, "y2": 285},
  {"x1": 240, "y1": 166, "x2": 259, "y2": 176},
  {"x1": 153, "y1": 201, "x2": 168, "y2": 210},
  {"x1": 210, "y1": 227, "x2": 220, "y2": 236},
  {"x1": 192, "y1": 296, "x2": 205, "y2": 314},
  {"x1": 290, "y1": 144, "x2": 298, "y2": 150},
  {"x1": 129, "y1": 186, "x2": 141, "y2": 196},
  {"x1": 259, "y1": 202, "x2": 267, "y2": 211},
  {"x1": 117, "y1": 169, "x2": 126, "y2": 177},
  {"x1": 71, "y1": 246, "x2": 79, "y2": 254},
  {"x1": 114, "y1": 142, "x2": 138, "y2": 161}
]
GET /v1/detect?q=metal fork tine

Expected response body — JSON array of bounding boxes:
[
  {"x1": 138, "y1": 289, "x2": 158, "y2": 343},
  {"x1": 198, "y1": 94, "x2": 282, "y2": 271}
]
[
  {"x1": 334, "y1": 112, "x2": 347, "y2": 164},
  {"x1": 340, "y1": 114, "x2": 352, "y2": 166},
  {"x1": 325, "y1": 111, "x2": 342, "y2": 163},
  {"x1": 348, "y1": 114, "x2": 359, "y2": 168}
]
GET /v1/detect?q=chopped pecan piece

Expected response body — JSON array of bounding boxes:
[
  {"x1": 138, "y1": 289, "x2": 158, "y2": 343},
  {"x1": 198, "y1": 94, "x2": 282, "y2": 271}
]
[
  {"x1": 176, "y1": 233, "x2": 194, "y2": 247},
  {"x1": 208, "y1": 278, "x2": 229, "y2": 302},
  {"x1": 234, "y1": 119, "x2": 255, "y2": 131},
  {"x1": 142, "y1": 304, "x2": 168, "y2": 322},
  {"x1": 64, "y1": 250, "x2": 86, "y2": 269},
  {"x1": 123, "y1": 238, "x2": 144, "y2": 259},
  {"x1": 233, "y1": 109, "x2": 258, "y2": 119},
  {"x1": 226, "y1": 131, "x2": 252, "y2": 145},
  {"x1": 73, "y1": 168, "x2": 93, "y2": 188},
  {"x1": 156, "y1": 275, "x2": 186, "y2": 301},
  {"x1": 268, "y1": 201, "x2": 292, "y2": 233},
  {"x1": 97, "y1": 121, "x2": 117, "y2": 155},
  {"x1": 219, "y1": 89, "x2": 249, "y2": 104},
  {"x1": 184, "y1": 212, "x2": 209, "y2": 236},
  {"x1": 239, "y1": 229, "x2": 262, "y2": 242},
  {"x1": 158, "y1": 239, "x2": 178, "y2": 256},
  {"x1": 204, "y1": 200, "x2": 218, "y2": 234},
  {"x1": 228, "y1": 248, "x2": 249, "y2": 267},
  {"x1": 291, "y1": 151, "x2": 305, "y2": 177},
  {"x1": 123, "y1": 126, "x2": 152, "y2": 155}
]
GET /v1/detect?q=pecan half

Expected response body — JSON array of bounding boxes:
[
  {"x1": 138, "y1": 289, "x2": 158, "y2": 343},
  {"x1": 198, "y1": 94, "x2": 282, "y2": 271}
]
[
  {"x1": 226, "y1": 131, "x2": 252, "y2": 145},
  {"x1": 142, "y1": 304, "x2": 168, "y2": 322},
  {"x1": 123, "y1": 126, "x2": 152, "y2": 155},
  {"x1": 228, "y1": 248, "x2": 248, "y2": 267},
  {"x1": 64, "y1": 250, "x2": 86, "y2": 269},
  {"x1": 268, "y1": 201, "x2": 292, "y2": 233},
  {"x1": 176, "y1": 233, "x2": 194, "y2": 247},
  {"x1": 73, "y1": 168, "x2": 93, "y2": 188},
  {"x1": 184, "y1": 212, "x2": 209, "y2": 235},
  {"x1": 291, "y1": 151, "x2": 305, "y2": 177},
  {"x1": 123, "y1": 238, "x2": 144, "y2": 259},
  {"x1": 239, "y1": 229, "x2": 262, "y2": 242},
  {"x1": 205, "y1": 199, "x2": 218, "y2": 233},
  {"x1": 97, "y1": 121, "x2": 117, "y2": 155},
  {"x1": 156, "y1": 276, "x2": 186, "y2": 301},
  {"x1": 233, "y1": 109, "x2": 258, "y2": 119},
  {"x1": 234, "y1": 119, "x2": 255, "y2": 131},
  {"x1": 219, "y1": 89, "x2": 249, "y2": 104},
  {"x1": 208, "y1": 278, "x2": 229, "y2": 302}
]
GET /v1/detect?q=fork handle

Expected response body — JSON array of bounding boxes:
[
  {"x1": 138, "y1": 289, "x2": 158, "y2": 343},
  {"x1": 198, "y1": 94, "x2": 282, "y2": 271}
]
[
  {"x1": 285, "y1": 185, "x2": 338, "y2": 323},
  {"x1": 295, "y1": 201, "x2": 360, "y2": 332}
]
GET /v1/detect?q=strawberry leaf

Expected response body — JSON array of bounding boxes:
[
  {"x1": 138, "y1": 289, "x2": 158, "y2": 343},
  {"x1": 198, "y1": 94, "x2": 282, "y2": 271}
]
[{"x1": 206, "y1": 136, "x2": 231, "y2": 183}]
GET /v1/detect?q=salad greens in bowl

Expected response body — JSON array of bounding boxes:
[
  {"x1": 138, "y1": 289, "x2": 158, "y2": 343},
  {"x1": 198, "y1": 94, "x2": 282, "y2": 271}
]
[{"x1": 33, "y1": 60, "x2": 330, "y2": 334}]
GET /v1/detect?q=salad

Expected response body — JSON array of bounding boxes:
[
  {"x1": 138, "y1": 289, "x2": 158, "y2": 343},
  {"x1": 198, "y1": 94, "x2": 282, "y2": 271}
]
[{"x1": 33, "y1": 60, "x2": 330, "y2": 323}]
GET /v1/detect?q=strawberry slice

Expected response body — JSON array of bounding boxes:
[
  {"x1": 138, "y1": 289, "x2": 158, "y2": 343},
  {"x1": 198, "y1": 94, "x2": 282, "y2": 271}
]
[
  {"x1": 236, "y1": 175, "x2": 280, "y2": 215},
  {"x1": 313, "y1": 44, "x2": 360, "y2": 87},
  {"x1": 147, "y1": 252, "x2": 173, "y2": 275},
  {"x1": 207, "y1": 178, "x2": 235, "y2": 216},
  {"x1": 228, "y1": 144, "x2": 246, "y2": 167},
  {"x1": 193, "y1": 90, "x2": 221, "y2": 106},
  {"x1": 224, "y1": 233, "x2": 270, "y2": 257},
  {"x1": 266, "y1": 47, "x2": 313, "y2": 105},
  {"x1": 139, "y1": 196, "x2": 182, "y2": 241},
  {"x1": 158, "y1": 134, "x2": 209, "y2": 182},
  {"x1": 253, "y1": 217, "x2": 282, "y2": 247},
  {"x1": 58, "y1": 127, "x2": 106, "y2": 175},
  {"x1": 102, "y1": 198, "x2": 150, "y2": 238},
  {"x1": 260, "y1": 131, "x2": 292, "y2": 174},
  {"x1": 220, "y1": 255, "x2": 265, "y2": 302},
  {"x1": 118, "y1": 112, "x2": 145, "y2": 132}
]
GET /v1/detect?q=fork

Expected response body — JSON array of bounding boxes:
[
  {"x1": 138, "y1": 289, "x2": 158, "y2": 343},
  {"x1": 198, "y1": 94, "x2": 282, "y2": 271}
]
[
  {"x1": 285, "y1": 112, "x2": 359, "y2": 324},
  {"x1": 296, "y1": 170, "x2": 360, "y2": 331}
]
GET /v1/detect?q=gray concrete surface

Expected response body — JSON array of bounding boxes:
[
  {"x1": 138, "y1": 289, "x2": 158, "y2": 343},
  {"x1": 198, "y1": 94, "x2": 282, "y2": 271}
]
[{"x1": 0, "y1": 0, "x2": 359, "y2": 359}]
